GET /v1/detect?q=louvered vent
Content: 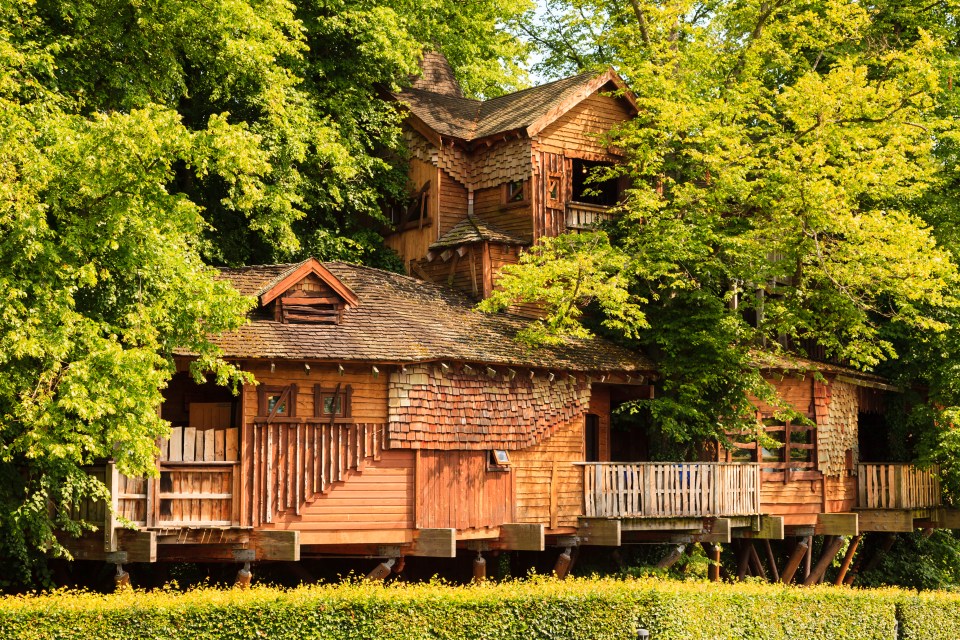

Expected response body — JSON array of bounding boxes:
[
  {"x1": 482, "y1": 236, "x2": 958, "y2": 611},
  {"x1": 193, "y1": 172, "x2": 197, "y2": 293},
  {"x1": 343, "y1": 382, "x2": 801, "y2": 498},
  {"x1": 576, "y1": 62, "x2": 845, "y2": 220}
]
[{"x1": 280, "y1": 293, "x2": 343, "y2": 324}]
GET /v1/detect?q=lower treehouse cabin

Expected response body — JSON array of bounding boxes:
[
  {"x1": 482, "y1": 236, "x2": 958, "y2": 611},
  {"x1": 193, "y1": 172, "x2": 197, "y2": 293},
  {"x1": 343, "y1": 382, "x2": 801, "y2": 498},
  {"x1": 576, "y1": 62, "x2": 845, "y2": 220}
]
[{"x1": 63, "y1": 258, "x2": 958, "y2": 584}]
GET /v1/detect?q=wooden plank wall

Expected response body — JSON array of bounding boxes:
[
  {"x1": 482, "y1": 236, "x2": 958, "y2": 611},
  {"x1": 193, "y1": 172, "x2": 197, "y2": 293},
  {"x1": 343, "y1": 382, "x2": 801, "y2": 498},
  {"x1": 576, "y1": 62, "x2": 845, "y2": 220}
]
[
  {"x1": 473, "y1": 186, "x2": 533, "y2": 240},
  {"x1": 416, "y1": 450, "x2": 514, "y2": 531},
  {"x1": 240, "y1": 363, "x2": 415, "y2": 534},
  {"x1": 417, "y1": 245, "x2": 482, "y2": 298},
  {"x1": 385, "y1": 158, "x2": 440, "y2": 272},
  {"x1": 512, "y1": 414, "x2": 585, "y2": 530},
  {"x1": 532, "y1": 151, "x2": 567, "y2": 241},
  {"x1": 536, "y1": 91, "x2": 633, "y2": 158},
  {"x1": 438, "y1": 169, "x2": 468, "y2": 237}
]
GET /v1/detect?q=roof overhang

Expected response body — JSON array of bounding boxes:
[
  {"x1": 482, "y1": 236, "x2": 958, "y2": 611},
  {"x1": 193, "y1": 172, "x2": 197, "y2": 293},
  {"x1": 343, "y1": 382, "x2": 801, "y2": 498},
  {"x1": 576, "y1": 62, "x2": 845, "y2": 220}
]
[{"x1": 525, "y1": 68, "x2": 639, "y2": 139}]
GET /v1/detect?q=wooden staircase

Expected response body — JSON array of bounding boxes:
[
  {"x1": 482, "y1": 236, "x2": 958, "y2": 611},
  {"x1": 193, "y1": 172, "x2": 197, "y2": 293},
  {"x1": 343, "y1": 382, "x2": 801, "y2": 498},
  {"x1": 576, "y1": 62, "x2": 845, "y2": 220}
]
[{"x1": 251, "y1": 422, "x2": 386, "y2": 525}]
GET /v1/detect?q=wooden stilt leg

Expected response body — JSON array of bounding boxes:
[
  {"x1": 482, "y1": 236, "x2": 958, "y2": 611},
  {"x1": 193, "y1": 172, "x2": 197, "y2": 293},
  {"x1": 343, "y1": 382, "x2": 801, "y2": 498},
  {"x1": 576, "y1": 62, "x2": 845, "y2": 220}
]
[
  {"x1": 780, "y1": 538, "x2": 809, "y2": 584},
  {"x1": 553, "y1": 547, "x2": 573, "y2": 580},
  {"x1": 747, "y1": 542, "x2": 767, "y2": 581},
  {"x1": 656, "y1": 545, "x2": 686, "y2": 570},
  {"x1": 763, "y1": 539, "x2": 780, "y2": 583},
  {"x1": 735, "y1": 541, "x2": 751, "y2": 581},
  {"x1": 834, "y1": 535, "x2": 861, "y2": 586},
  {"x1": 803, "y1": 536, "x2": 844, "y2": 586},
  {"x1": 705, "y1": 543, "x2": 721, "y2": 582},
  {"x1": 846, "y1": 533, "x2": 896, "y2": 585},
  {"x1": 803, "y1": 536, "x2": 812, "y2": 581}
]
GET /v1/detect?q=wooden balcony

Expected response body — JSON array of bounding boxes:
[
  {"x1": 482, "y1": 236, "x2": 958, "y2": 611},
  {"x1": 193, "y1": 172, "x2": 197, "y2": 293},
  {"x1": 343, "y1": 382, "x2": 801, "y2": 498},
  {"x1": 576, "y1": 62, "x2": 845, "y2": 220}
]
[
  {"x1": 858, "y1": 463, "x2": 941, "y2": 510},
  {"x1": 566, "y1": 202, "x2": 616, "y2": 230},
  {"x1": 580, "y1": 462, "x2": 761, "y2": 519}
]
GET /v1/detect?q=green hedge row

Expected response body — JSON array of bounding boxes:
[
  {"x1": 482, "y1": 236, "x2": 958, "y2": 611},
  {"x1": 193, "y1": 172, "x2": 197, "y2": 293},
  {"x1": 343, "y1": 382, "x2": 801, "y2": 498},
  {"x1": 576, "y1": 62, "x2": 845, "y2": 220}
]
[{"x1": 1, "y1": 577, "x2": 957, "y2": 640}]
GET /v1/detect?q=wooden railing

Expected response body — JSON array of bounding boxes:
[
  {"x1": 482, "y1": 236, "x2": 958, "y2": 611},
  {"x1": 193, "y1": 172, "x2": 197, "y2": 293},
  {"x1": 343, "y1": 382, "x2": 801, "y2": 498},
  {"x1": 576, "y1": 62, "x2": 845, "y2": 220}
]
[
  {"x1": 566, "y1": 202, "x2": 615, "y2": 230},
  {"x1": 580, "y1": 462, "x2": 761, "y2": 518},
  {"x1": 858, "y1": 463, "x2": 941, "y2": 509},
  {"x1": 250, "y1": 422, "x2": 385, "y2": 526}
]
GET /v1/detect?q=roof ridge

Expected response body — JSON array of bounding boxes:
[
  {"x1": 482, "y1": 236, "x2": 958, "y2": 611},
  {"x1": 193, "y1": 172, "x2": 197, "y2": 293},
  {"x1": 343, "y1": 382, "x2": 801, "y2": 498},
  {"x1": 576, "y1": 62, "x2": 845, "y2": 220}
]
[{"x1": 479, "y1": 70, "x2": 601, "y2": 107}]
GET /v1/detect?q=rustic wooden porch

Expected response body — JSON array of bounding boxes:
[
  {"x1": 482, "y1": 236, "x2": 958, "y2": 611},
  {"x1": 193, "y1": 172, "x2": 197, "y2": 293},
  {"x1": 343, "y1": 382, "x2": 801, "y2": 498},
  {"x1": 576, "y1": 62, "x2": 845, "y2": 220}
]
[
  {"x1": 579, "y1": 462, "x2": 761, "y2": 519},
  {"x1": 857, "y1": 463, "x2": 941, "y2": 510}
]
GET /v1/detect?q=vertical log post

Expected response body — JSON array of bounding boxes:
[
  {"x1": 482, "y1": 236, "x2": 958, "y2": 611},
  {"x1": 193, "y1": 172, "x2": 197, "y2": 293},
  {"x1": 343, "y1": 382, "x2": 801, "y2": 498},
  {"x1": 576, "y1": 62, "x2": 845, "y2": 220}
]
[
  {"x1": 705, "y1": 543, "x2": 721, "y2": 582},
  {"x1": 735, "y1": 541, "x2": 751, "y2": 581}
]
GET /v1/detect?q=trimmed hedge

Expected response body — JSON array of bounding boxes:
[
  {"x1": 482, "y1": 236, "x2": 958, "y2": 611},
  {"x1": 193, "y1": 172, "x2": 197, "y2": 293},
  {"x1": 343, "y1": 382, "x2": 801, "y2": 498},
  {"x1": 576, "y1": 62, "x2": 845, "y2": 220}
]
[{"x1": 0, "y1": 577, "x2": 952, "y2": 640}]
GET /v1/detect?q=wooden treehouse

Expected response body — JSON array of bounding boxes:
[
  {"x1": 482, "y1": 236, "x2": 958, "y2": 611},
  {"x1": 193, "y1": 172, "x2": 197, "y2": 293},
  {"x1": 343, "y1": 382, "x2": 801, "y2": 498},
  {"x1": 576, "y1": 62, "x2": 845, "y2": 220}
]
[{"x1": 63, "y1": 55, "x2": 959, "y2": 585}]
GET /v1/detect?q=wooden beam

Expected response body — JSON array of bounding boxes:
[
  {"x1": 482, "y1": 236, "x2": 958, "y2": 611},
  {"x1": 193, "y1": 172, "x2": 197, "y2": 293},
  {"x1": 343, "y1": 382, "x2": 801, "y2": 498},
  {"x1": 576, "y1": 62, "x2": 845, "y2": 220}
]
[
  {"x1": 834, "y1": 534, "x2": 861, "y2": 585},
  {"x1": 155, "y1": 528, "x2": 252, "y2": 546},
  {"x1": 817, "y1": 512, "x2": 859, "y2": 536},
  {"x1": 252, "y1": 530, "x2": 299, "y2": 562},
  {"x1": 499, "y1": 524, "x2": 544, "y2": 551},
  {"x1": 747, "y1": 542, "x2": 766, "y2": 581},
  {"x1": 936, "y1": 508, "x2": 960, "y2": 529},
  {"x1": 779, "y1": 538, "x2": 809, "y2": 584},
  {"x1": 117, "y1": 529, "x2": 157, "y2": 563},
  {"x1": 409, "y1": 528, "x2": 456, "y2": 558},
  {"x1": 856, "y1": 509, "x2": 915, "y2": 533},
  {"x1": 710, "y1": 518, "x2": 732, "y2": 544},
  {"x1": 735, "y1": 516, "x2": 785, "y2": 540},
  {"x1": 577, "y1": 518, "x2": 621, "y2": 546}
]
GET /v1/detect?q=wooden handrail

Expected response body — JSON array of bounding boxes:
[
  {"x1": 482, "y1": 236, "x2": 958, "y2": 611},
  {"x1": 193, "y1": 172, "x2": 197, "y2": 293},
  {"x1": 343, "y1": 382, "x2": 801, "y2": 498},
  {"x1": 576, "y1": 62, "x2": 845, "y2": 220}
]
[
  {"x1": 857, "y1": 463, "x2": 941, "y2": 509},
  {"x1": 566, "y1": 202, "x2": 616, "y2": 230},
  {"x1": 582, "y1": 462, "x2": 761, "y2": 518}
]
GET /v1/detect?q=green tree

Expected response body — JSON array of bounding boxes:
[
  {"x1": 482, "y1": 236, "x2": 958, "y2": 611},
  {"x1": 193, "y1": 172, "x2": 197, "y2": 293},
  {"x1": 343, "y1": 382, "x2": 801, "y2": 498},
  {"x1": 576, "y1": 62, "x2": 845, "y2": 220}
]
[
  {"x1": 493, "y1": 0, "x2": 960, "y2": 444},
  {"x1": 1, "y1": 0, "x2": 529, "y2": 586}
]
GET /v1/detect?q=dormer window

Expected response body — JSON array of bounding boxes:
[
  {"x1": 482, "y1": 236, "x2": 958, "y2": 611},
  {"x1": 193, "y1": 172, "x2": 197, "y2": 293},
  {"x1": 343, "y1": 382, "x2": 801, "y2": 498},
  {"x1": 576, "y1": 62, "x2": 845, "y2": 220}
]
[{"x1": 257, "y1": 258, "x2": 359, "y2": 326}]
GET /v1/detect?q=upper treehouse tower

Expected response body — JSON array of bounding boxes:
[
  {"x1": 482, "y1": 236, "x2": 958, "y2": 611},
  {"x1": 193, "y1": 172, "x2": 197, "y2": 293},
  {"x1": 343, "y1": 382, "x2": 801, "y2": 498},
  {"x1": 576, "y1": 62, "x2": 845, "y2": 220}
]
[{"x1": 387, "y1": 53, "x2": 638, "y2": 300}]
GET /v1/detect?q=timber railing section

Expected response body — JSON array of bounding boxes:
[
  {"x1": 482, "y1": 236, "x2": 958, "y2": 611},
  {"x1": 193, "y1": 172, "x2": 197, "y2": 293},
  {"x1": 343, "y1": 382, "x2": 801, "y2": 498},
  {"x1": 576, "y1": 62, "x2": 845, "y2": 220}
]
[
  {"x1": 857, "y1": 463, "x2": 941, "y2": 510},
  {"x1": 250, "y1": 422, "x2": 385, "y2": 526},
  {"x1": 566, "y1": 202, "x2": 615, "y2": 230},
  {"x1": 579, "y1": 462, "x2": 761, "y2": 518}
]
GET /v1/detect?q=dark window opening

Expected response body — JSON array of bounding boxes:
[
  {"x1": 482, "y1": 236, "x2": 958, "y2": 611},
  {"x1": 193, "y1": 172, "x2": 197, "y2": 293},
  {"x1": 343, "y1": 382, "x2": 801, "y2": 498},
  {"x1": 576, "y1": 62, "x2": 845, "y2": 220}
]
[
  {"x1": 391, "y1": 180, "x2": 431, "y2": 230},
  {"x1": 585, "y1": 414, "x2": 601, "y2": 462},
  {"x1": 504, "y1": 179, "x2": 526, "y2": 204},
  {"x1": 572, "y1": 159, "x2": 619, "y2": 207}
]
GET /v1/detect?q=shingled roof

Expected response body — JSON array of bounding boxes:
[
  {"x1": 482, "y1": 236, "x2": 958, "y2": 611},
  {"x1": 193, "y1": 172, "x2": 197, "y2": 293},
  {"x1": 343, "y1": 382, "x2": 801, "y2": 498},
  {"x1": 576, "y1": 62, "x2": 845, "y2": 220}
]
[
  {"x1": 410, "y1": 51, "x2": 464, "y2": 98},
  {"x1": 395, "y1": 66, "x2": 635, "y2": 143},
  {"x1": 430, "y1": 214, "x2": 529, "y2": 250},
  {"x1": 212, "y1": 260, "x2": 652, "y2": 372}
]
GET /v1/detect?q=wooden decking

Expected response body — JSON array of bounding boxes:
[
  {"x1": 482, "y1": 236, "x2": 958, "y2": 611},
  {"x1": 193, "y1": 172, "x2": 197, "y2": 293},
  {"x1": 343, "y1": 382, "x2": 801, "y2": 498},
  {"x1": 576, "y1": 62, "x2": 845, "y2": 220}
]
[
  {"x1": 580, "y1": 462, "x2": 761, "y2": 519},
  {"x1": 858, "y1": 463, "x2": 941, "y2": 510}
]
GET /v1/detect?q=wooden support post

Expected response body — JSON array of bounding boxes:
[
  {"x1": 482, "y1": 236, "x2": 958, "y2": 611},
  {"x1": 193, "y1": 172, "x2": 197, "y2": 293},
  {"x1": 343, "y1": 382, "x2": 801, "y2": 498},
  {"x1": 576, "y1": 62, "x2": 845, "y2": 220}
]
[
  {"x1": 834, "y1": 534, "x2": 861, "y2": 585},
  {"x1": 104, "y1": 462, "x2": 120, "y2": 553},
  {"x1": 473, "y1": 552, "x2": 486, "y2": 583},
  {"x1": 747, "y1": 542, "x2": 766, "y2": 581},
  {"x1": 553, "y1": 547, "x2": 574, "y2": 580},
  {"x1": 655, "y1": 545, "x2": 686, "y2": 570},
  {"x1": 763, "y1": 539, "x2": 780, "y2": 583},
  {"x1": 704, "y1": 543, "x2": 721, "y2": 582},
  {"x1": 846, "y1": 533, "x2": 897, "y2": 585},
  {"x1": 234, "y1": 562, "x2": 252, "y2": 589},
  {"x1": 803, "y1": 536, "x2": 844, "y2": 586},
  {"x1": 498, "y1": 524, "x2": 544, "y2": 551},
  {"x1": 803, "y1": 536, "x2": 812, "y2": 581},
  {"x1": 365, "y1": 558, "x2": 395, "y2": 581},
  {"x1": 735, "y1": 541, "x2": 751, "y2": 581},
  {"x1": 780, "y1": 538, "x2": 809, "y2": 584}
]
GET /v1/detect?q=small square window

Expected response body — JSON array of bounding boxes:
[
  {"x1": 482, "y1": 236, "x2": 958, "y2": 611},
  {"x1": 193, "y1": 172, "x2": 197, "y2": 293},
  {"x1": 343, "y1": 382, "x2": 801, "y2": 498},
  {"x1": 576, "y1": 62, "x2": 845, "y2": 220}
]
[
  {"x1": 505, "y1": 180, "x2": 525, "y2": 204},
  {"x1": 547, "y1": 175, "x2": 561, "y2": 203},
  {"x1": 490, "y1": 449, "x2": 511, "y2": 466},
  {"x1": 314, "y1": 384, "x2": 352, "y2": 420}
]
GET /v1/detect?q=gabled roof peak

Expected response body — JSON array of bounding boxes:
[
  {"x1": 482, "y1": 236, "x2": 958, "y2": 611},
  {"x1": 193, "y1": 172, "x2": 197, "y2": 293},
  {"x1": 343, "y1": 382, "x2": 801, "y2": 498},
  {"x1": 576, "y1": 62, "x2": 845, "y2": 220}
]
[{"x1": 411, "y1": 51, "x2": 464, "y2": 98}]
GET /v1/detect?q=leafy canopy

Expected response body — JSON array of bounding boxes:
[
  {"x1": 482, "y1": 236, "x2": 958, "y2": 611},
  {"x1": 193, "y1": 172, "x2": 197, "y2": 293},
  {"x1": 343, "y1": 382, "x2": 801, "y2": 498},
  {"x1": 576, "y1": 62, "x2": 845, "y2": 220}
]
[{"x1": 494, "y1": 0, "x2": 960, "y2": 448}]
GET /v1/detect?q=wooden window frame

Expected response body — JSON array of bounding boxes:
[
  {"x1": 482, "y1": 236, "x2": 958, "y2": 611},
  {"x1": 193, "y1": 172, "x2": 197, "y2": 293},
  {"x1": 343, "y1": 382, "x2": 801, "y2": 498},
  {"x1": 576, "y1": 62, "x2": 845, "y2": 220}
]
[
  {"x1": 487, "y1": 449, "x2": 512, "y2": 472},
  {"x1": 257, "y1": 385, "x2": 298, "y2": 420},
  {"x1": 547, "y1": 173, "x2": 563, "y2": 207},
  {"x1": 501, "y1": 179, "x2": 528, "y2": 208},
  {"x1": 395, "y1": 180, "x2": 432, "y2": 231},
  {"x1": 314, "y1": 384, "x2": 353, "y2": 423}
]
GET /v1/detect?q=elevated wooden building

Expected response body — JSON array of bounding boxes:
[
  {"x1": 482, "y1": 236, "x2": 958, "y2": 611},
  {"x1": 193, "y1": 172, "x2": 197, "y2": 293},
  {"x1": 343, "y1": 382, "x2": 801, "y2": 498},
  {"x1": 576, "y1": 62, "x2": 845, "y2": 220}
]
[{"x1": 64, "y1": 55, "x2": 956, "y2": 585}]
